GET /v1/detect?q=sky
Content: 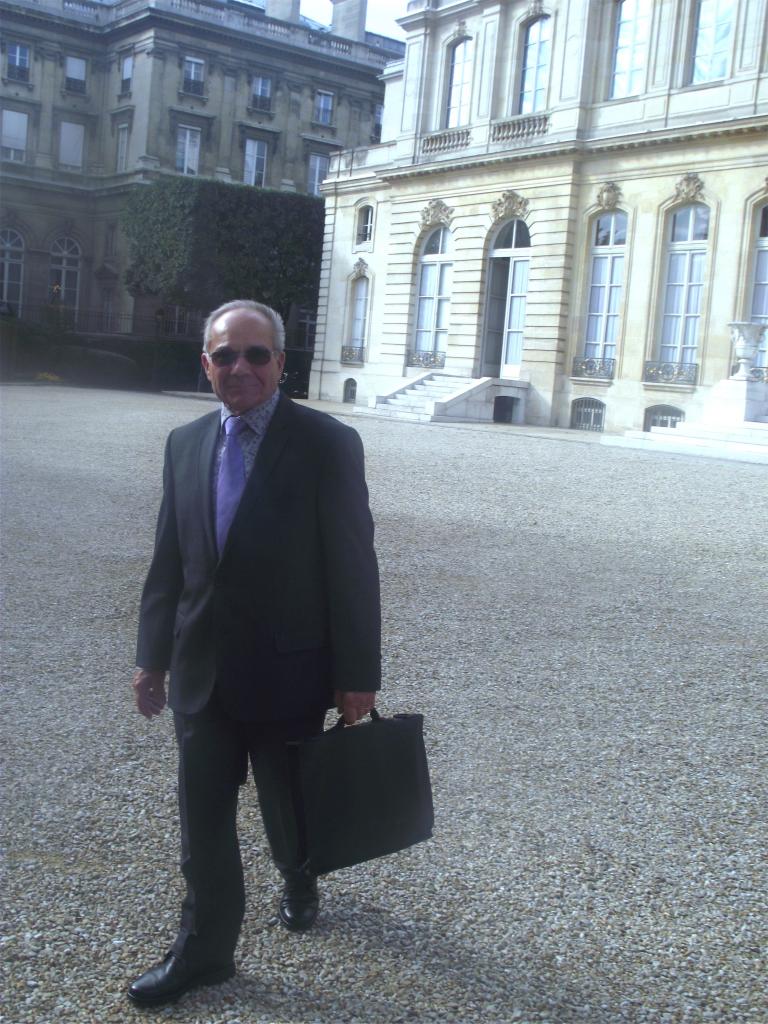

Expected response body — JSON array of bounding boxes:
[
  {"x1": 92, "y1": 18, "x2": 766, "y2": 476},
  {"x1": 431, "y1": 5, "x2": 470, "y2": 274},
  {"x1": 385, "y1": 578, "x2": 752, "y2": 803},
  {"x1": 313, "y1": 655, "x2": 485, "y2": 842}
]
[{"x1": 300, "y1": 0, "x2": 407, "y2": 39}]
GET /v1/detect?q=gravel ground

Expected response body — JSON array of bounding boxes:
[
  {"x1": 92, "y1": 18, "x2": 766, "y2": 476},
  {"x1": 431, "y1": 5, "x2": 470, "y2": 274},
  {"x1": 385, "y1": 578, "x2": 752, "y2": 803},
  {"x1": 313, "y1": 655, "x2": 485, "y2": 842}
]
[{"x1": 1, "y1": 383, "x2": 766, "y2": 1024}]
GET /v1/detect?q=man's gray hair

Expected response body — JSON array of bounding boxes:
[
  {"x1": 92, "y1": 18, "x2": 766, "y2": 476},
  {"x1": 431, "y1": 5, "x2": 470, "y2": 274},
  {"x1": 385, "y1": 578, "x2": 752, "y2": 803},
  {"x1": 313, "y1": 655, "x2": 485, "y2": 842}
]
[{"x1": 203, "y1": 300, "x2": 285, "y2": 353}]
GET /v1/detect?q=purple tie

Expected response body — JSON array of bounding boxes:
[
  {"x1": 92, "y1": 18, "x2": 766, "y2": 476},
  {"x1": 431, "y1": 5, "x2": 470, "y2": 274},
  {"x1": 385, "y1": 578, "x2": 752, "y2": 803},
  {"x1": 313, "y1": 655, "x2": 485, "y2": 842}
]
[{"x1": 216, "y1": 416, "x2": 247, "y2": 553}]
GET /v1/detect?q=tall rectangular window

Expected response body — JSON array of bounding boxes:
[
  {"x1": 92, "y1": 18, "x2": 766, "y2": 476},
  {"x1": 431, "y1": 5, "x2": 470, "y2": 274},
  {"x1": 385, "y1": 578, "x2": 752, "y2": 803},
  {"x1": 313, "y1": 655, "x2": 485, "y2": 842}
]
[
  {"x1": 244, "y1": 138, "x2": 267, "y2": 187},
  {"x1": 313, "y1": 91, "x2": 334, "y2": 125},
  {"x1": 584, "y1": 212, "x2": 627, "y2": 363},
  {"x1": 176, "y1": 126, "x2": 200, "y2": 175},
  {"x1": 59, "y1": 121, "x2": 84, "y2": 169},
  {"x1": 751, "y1": 206, "x2": 768, "y2": 368},
  {"x1": 445, "y1": 39, "x2": 473, "y2": 128},
  {"x1": 1, "y1": 109, "x2": 28, "y2": 161},
  {"x1": 611, "y1": 0, "x2": 651, "y2": 98},
  {"x1": 519, "y1": 17, "x2": 551, "y2": 114},
  {"x1": 116, "y1": 123, "x2": 129, "y2": 172},
  {"x1": 183, "y1": 57, "x2": 205, "y2": 95},
  {"x1": 691, "y1": 0, "x2": 734, "y2": 83},
  {"x1": 65, "y1": 56, "x2": 86, "y2": 93},
  {"x1": 7, "y1": 43, "x2": 30, "y2": 83},
  {"x1": 308, "y1": 152, "x2": 329, "y2": 195},
  {"x1": 660, "y1": 205, "x2": 709, "y2": 365},
  {"x1": 120, "y1": 54, "x2": 133, "y2": 94},
  {"x1": 251, "y1": 75, "x2": 272, "y2": 112}
]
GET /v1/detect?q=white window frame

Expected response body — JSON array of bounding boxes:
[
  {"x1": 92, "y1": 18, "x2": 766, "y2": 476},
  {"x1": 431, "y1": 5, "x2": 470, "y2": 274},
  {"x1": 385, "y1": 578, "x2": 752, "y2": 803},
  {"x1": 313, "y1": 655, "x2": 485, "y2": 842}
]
[
  {"x1": 0, "y1": 228, "x2": 24, "y2": 314},
  {"x1": 308, "y1": 152, "x2": 329, "y2": 196},
  {"x1": 355, "y1": 205, "x2": 374, "y2": 245},
  {"x1": 584, "y1": 211, "x2": 627, "y2": 362},
  {"x1": 610, "y1": 0, "x2": 651, "y2": 99},
  {"x1": 244, "y1": 138, "x2": 267, "y2": 187},
  {"x1": 1, "y1": 109, "x2": 28, "y2": 162},
  {"x1": 414, "y1": 227, "x2": 452, "y2": 355},
  {"x1": 484, "y1": 219, "x2": 531, "y2": 374},
  {"x1": 313, "y1": 90, "x2": 334, "y2": 126},
  {"x1": 176, "y1": 125, "x2": 201, "y2": 176},
  {"x1": 116, "y1": 123, "x2": 129, "y2": 172},
  {"x1": 659, "y1": 204, "x2": 710, "y2": 366},
  {"x1": 519, "y1": 17, "x2": 551, "y2": 115},
  {"x1": 183, "y1": 57, "x2": 205, "y2": 95},
  {"x1": 49, "y1": 237, "x2": 81, "y2": 312},
  {"x1": 65, "y1": 56, "x2": 86, "y2": 93},
  {"x1": 350, "y1": 276, "x2": 369, "y2": 348},
  {"x1": 59, "y1": 120, "x2": 85, "y2": 170},
  {"x1": 251, "y1": 75, "x2": 272, "y2": 112},
  {"x1": 445, "y1": 38, "x2": 473, "y2": 129},
  {"x1": 750, "y1": 204, "x2": 768, "y2": 367},
  {"x1": 690, "y1": 0, "x2": 734, "y2": 84},
  {"x1": 7, "y1": 42, "x2": 30, "y2": 83},
  {"x1": 120, "y1": 54, "x2": 133, "y2": 94}
]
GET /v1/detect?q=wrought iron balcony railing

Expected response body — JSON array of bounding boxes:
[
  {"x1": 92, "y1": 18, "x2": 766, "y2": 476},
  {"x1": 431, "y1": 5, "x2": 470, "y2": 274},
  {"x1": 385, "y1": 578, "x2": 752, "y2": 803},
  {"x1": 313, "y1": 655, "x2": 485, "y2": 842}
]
[
  {"x1": 7, "y1": 303, "x2": 203, "y2": 340},
  {"x1": 182, "y1": 78, "x2": 205, "y2": 96},
  {"x1": 643, "y1": 361, "x2": 699, "y2": 385},
  {"x1": 340, "y1": 346, "x2": 365, "y2": 364},
  {"x1": 407, "y1": 349, "x2": 446, "y2": 369},
  {"x1": 8, "y1": 65, "x2": 30, "y2": 82},
  {"x1": 572, "y1": 356, "x2": 616, "y2": 379}
]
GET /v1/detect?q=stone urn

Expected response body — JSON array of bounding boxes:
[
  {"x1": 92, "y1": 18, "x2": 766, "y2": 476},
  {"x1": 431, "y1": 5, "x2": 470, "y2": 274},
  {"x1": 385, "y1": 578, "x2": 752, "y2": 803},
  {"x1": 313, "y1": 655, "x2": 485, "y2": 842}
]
[{"x1": 728, "y1": 321, "x2": 766, "y2": 380}]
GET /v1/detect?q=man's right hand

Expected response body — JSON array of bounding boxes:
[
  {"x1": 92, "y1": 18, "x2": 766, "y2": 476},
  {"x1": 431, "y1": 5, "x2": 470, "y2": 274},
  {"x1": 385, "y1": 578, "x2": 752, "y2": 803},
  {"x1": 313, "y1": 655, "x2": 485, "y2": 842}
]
[{"x1": 132, "y1": 668, "x2": 167, "y2": 719}]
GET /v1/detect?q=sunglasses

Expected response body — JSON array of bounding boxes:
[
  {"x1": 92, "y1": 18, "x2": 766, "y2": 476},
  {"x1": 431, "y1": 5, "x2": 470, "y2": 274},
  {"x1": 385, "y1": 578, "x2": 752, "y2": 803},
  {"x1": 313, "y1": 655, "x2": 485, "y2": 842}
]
[{"x1": 207, "y1": 345, "x2": 276, "y2": 367}]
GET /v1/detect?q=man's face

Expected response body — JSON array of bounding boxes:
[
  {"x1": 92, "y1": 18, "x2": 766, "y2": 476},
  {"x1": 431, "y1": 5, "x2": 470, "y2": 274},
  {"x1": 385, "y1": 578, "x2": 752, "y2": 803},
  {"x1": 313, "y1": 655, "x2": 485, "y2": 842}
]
[{"x1": 202, "y1": 308, "x2": 285, "y2": 415}]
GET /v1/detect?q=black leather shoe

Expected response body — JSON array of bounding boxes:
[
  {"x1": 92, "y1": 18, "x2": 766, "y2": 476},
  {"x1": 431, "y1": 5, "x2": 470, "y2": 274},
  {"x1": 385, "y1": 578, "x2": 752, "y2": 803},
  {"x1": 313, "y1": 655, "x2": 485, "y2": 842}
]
[
  {"x1": 127, "y1": 952, "x2": 235, "y2": 1007},
  {"x1": 278, "y1": 865, "x2": 319, "y2": 932}
]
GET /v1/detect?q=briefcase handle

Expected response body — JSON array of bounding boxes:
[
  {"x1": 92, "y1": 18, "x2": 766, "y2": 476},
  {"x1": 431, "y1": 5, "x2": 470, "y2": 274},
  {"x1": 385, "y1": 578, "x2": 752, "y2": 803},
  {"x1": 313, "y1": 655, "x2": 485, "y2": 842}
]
[{"x1": 329, "y1": 707, "x2": 381, "y2": 732}]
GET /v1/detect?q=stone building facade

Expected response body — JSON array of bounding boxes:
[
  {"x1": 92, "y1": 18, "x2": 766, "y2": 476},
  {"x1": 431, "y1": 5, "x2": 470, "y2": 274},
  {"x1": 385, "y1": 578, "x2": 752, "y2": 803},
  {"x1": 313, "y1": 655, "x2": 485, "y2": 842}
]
[
  {"x1": 310, "y1": 0, "x2": 768, "y2": 434},
  {"x1": 0, "y1": 0, "x2": 402, "y2": 342}
]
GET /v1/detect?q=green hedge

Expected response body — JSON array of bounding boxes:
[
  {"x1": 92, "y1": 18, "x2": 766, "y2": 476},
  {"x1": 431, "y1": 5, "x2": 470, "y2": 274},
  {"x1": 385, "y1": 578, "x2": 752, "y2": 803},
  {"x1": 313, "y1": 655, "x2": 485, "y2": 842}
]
[{"x1": 123, "y1": 178, "x2": 325, "y2": 320}]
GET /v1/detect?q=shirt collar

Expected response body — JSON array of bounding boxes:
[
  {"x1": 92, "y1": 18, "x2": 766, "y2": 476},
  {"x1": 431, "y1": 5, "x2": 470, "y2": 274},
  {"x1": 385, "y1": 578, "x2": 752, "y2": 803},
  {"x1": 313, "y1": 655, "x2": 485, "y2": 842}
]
[{"x1": 219, "y1": 391, "x2": 280, "y2": 436}]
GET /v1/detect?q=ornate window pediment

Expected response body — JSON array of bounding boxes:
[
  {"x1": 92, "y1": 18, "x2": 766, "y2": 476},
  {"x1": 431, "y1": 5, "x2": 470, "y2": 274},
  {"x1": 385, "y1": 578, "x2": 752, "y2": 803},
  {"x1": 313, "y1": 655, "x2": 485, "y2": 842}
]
[
  {"x1": 421, "y1": 198, "x2": 454, "y2": 229},
  {"x1": 674, "y1": 173, "x2": 704, "y2": 203},
  {"x1": 491, "y1": 190, "x2": 529, "y2": 223},
  {"x1": 596, "y1": 182, "x2": 622, "y2": 210}
]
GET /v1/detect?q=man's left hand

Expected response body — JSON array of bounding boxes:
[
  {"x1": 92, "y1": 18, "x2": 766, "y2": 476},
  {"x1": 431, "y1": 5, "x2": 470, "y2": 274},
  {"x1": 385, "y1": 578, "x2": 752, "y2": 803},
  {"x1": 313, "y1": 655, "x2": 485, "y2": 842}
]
[{"x1": 334, "y1": 690, "x2": 376, "y2": 725}]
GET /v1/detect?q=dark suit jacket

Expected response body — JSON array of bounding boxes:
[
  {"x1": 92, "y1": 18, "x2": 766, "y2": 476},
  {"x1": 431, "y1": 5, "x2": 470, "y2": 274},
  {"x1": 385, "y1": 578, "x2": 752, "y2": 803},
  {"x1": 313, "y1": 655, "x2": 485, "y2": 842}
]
[{"x1": 136, "y1": 394, "x2": 381, "y2": 722}]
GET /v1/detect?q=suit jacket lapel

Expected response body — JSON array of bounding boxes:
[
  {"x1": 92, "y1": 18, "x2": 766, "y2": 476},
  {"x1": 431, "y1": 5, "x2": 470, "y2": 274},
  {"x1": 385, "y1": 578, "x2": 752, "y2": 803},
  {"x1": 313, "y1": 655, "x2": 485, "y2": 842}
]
[
  {"x1": 219, "y1": 394, "x2": 296, "y2": 558},
  {"x1": 198, "y1": 411, "x2": 220, "y2": 561}
]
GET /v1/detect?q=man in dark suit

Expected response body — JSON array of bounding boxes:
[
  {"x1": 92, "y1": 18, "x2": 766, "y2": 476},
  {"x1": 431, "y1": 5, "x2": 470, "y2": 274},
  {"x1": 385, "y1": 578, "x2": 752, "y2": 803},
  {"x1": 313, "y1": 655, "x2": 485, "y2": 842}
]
[{"x1": 128, "y1": 299, "x2": 381, "y2": 1007}]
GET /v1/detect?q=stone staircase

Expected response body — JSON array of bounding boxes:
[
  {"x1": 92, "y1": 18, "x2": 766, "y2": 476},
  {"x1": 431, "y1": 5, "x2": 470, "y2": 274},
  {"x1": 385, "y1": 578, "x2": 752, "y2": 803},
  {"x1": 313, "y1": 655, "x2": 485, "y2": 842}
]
[
  {"x1": 361, "y1": 373, "x2": 479, "y2": 422},
  {"x1": 602, "y1": 420, "x2": 768, "y2": 464}
]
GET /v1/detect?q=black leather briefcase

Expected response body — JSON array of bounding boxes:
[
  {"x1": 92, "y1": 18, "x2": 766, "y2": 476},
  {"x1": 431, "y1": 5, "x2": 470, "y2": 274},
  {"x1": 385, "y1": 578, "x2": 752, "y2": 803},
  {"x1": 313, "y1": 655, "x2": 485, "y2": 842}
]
[{"x1": 298, "y1": 708, "x2": 434, "y2": 876}]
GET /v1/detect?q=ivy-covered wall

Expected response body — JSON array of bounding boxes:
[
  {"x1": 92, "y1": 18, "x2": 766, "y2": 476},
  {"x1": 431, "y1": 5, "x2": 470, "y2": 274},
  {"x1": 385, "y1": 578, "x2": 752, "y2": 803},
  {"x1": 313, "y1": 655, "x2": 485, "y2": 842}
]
[{"x1": 123, "y1": 178, "x2": 325, "y2": 322}]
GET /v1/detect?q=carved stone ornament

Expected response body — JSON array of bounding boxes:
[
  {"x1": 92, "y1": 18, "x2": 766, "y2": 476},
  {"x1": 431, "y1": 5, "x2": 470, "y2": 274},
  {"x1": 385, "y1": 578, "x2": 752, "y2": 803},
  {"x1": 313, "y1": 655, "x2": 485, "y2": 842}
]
[
  {"x1": 596, "y1": 181, "x2": 622, "y2": 210},
  {"x1": 675, "y1": 173, "x2": 704, "y2": 202},
  {"x1": 491, "y1": 190, "x2": 529, "y2": 222},
  {"x1": 527, "y1": 0, "x2": 545, "y2": 15},
  {"x1": 421, "y1": 199, "x2": 454, "y2": 229},
  {"x1": 351, "y1": 258, "x2": 368, "y2": 279}
]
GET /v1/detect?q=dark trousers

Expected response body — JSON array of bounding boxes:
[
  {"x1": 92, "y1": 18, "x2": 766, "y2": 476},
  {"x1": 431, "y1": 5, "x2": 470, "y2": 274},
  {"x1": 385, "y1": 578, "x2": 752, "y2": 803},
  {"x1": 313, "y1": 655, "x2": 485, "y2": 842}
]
[{"x1": 170, "y1": 693, "x2": 324, "y2": 968}]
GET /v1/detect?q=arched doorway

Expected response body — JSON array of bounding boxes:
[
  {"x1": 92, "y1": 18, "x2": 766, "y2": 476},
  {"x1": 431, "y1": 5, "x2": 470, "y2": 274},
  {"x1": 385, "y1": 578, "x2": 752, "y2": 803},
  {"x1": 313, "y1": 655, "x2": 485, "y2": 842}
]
[{"x1": 481, "y1": 219, "x2": 530, "y2": 377}]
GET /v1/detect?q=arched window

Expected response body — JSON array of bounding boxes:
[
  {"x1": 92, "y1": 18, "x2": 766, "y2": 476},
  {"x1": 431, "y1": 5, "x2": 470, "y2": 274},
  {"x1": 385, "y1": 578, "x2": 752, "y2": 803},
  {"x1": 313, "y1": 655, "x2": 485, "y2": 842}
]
[
  {"x1": 0, "y1": 228, "x2": 24, "y2": 314},
  {"x1": 445, "y1": 38, "x2": 473, "y2": 128},
  {"x1": 611, "y1": 0, "x2": 651, "y2": 98},
  {"x1": 659, "y1": 204, "x2": 709, "y2": 368},
  {"x1": 750, "y1": 204, "x2": 768, "y2": 369},
  {"x1": 411, "y1": 227, "x2": 452, "y2": 367},
  {"x1": 644, "y1": 405, "x2": 685, "y2": 431},
  {"x1": 579, "y1": 210, "x2": 627, "y2": 377},
  {"x1": 519, "y1": 17, "x2": 551, "y2": 114},
  {"x1": 571, "y1": 397, "x2": 606, "y2": 432},
  {"x1": 356, "y1": 205, "x2": 374, "y2": 245},
  {"x1": 49, "y1": 237, "x2": 81, "y2": 312},
  {"x1": 482, "y1": 219, "x2": 530, "y2": 377},
  {"x1": 343, "y1": 378, "x2": 357, "y2": 403}
]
